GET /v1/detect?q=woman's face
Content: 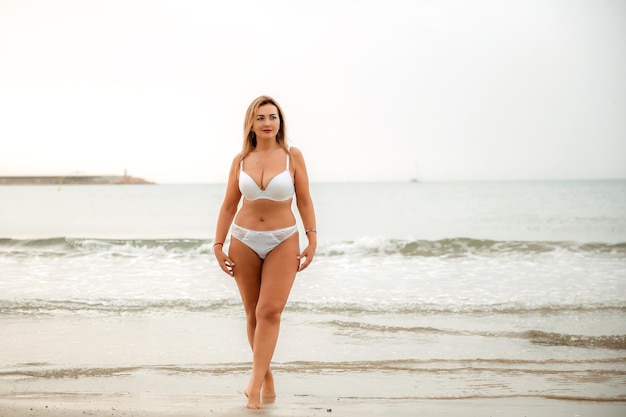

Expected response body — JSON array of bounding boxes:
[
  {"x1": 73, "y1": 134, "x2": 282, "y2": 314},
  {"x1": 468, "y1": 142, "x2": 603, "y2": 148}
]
[{"x1": 252, "y1": 104, "x2": 281, "y2": 142}]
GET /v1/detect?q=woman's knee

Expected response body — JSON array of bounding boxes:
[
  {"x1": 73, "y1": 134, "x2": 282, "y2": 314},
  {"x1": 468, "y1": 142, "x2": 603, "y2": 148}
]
[{"x1": 255, "y1": 304, "x2": 283, "y2": 323}]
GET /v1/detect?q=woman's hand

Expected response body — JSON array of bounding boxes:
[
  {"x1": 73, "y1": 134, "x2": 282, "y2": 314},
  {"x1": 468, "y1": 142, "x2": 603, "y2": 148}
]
[
  {"x1": 214, "y1": 246, "x2": 235, "y2": 276},
  {"x1": 297, "y1": 243, "x2": 316, "y2": 272}
]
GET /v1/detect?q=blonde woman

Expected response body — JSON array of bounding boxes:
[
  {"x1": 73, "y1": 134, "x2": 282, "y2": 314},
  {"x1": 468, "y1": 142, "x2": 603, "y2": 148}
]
[{"x1": 213, "y1": 95, "x2": 317, "y2": 409}]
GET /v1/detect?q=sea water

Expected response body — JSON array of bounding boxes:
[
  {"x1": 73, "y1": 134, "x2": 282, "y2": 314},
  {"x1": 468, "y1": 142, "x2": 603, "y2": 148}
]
[{"x1": 1, "y1": 181, "x2": 625, "y2": 401}]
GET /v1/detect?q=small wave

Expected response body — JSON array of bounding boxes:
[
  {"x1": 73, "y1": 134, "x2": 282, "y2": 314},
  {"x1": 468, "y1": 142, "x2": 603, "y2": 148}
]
[
  {"x1": 2, "y1": 299, "x2": 625, "y2": 317},
  {"x1": 327, "y1": 320, "x2": 450, "y2": 335},
  {"x1": 0, "y1": 299, "x2": 241, "y2": 316},
  {"x1": 325, "y1": 321, "x2": 626, "y2": 350},
  {"x1": 286, "y1": 300, "x2": 626, "y2": 316},
  {"x1": 522, "y1": 330, "x2": 626, "y2": 350},
  {"x1": 1, "y1": 237, "x2": 625, "y2": 258},
  {"x1": 4, "y1": 357, "x2": 626, "y2": 379}
]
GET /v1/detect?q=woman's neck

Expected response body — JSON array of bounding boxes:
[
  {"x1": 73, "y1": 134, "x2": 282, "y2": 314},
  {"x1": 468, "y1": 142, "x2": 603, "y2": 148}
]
[{"x1": 254, "y1": 140, "x2": 280, "y2": 152}]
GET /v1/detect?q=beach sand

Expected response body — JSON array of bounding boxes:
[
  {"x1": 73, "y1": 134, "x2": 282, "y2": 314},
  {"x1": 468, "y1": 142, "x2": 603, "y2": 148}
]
[{"x1": 1, "y1": 372, "x2": 624, "y2": 417}]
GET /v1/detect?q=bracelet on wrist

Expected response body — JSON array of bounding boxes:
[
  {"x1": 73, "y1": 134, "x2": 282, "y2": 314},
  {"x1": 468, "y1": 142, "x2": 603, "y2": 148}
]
[
  {"x1": 305, "y1": 229, "x2": 317, "y2": 234},
  {"x1": 213, "y1": 242, "x2": 224, "y2": 249}
]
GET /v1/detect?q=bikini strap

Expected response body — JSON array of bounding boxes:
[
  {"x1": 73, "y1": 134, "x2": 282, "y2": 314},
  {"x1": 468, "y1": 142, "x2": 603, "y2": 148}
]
[{"x1": 285, "y1": 152, "x2": 290, "y2": 170}]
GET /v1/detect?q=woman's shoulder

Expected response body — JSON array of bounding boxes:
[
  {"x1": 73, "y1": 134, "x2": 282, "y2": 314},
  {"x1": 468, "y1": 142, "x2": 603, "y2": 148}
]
[
  {"x1": 228, "y1": 153, "x2": 244, "y2": 171},
  {"x1": 288, "y1": 146, "x2": 304, "y2": 159},
  {"x1": 288, "y1": 146, "x2": 309, "y2": 172}
]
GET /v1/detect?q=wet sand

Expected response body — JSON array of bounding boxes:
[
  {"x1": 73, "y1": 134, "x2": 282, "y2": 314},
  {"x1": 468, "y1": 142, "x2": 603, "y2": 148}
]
[
  {"x1": 1, "y1": 371, "x2": 625, "y2": 417},
  {"x1": 1, "y1": 395, "x2": 625, "y2": 417}
]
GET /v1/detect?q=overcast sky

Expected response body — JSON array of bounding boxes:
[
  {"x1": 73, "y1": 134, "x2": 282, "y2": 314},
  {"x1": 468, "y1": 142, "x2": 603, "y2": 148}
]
[{"x1": 1, "y1": 0, "x2": 624, "y2": 183}]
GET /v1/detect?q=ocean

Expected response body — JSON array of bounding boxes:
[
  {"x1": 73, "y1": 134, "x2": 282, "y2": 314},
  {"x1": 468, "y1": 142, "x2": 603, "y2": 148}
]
[{"x1": 1, "y1": 181, "x2": 625, "y2": 404}]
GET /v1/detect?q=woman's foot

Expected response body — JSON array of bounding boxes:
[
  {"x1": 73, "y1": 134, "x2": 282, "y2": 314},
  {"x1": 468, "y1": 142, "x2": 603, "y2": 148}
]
[
  {"x1": 262, "y1": 369, "x2": 276, "y2": 400},
  {"x1": 244, "y1": 386, "x2": 262, "y2": 409},
  {"x1": 244, "y1": 369, "x2": 276, "y2": 409}
]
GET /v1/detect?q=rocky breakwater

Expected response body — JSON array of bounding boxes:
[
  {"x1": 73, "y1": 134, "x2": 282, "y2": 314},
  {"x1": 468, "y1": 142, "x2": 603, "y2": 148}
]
[{"x1": 0, "y1": 175, "x2": 154, "y2": 185}]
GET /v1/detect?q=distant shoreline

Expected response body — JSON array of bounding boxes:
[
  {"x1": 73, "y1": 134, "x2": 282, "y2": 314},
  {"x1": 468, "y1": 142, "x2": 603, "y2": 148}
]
[{"x1": 0, "y1": 175, "x2": 154, "y2": 185}]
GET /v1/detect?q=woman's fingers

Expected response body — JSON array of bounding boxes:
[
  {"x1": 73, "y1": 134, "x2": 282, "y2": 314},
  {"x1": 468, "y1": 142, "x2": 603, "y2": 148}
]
[
  {"x1": 215, "y1": 251, "x2": 235, "y2": 276},
  {"x1": 297, "y1": 251, "x2": 314, "y2": 271},
  {"x1": 225, "y1": 260, "x2": 235, "y2": 275}
]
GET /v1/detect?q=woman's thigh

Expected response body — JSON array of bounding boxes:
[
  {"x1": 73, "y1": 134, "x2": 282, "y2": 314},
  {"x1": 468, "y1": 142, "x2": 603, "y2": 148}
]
[
  {"x1": 229, "y1": 237, "x2": 263, "y2": 309},
  {"x1": 258, "y1": 233, "x2": 300, "y2": 312}
]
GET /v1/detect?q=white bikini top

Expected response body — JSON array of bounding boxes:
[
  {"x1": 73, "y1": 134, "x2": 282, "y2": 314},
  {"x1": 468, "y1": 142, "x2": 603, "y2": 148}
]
[{"x1": 239, "y1": 152, "x2": 295, "y2": 201}]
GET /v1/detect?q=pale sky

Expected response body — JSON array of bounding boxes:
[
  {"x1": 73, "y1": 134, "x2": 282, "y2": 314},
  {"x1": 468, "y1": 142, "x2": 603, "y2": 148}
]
[{"x1": 1, "y1": 0, "x2": 625, "y2": 183}]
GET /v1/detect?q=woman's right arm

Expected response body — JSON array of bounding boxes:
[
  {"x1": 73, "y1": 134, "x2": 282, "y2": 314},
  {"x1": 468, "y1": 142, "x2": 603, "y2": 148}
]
[{"x1": 213, "y1": 155, "x2": 242, "y2": 276}]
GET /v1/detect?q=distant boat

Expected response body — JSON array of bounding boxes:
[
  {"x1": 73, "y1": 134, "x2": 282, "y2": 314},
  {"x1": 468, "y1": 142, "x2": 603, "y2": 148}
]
[{"x1": 410, "y1": 162, "x2": 420, "y2": 183}]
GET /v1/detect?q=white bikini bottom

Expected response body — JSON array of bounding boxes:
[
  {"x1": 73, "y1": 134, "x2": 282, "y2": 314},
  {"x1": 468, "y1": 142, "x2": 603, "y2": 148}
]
[{"x1": 231, "y1": 224, "x2": 298, "y2": 259}]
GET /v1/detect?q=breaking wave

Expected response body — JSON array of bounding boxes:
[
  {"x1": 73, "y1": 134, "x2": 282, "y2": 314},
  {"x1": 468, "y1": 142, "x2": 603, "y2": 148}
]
[{"x1": 1, "y1": 237, "x2": 624, "y2": 258}]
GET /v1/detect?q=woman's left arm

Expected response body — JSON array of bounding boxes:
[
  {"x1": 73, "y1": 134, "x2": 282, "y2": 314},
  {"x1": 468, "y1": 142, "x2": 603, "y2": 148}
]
[{"x1": 291, "y1": 147, "x2": 317, "y2": 271}]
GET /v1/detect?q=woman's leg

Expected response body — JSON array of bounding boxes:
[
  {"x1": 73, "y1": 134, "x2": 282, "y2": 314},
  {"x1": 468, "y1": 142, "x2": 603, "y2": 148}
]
[
  {"x1": 245, "y1": 233, "x2": 299, "y2": 409},
  {"x1": 229, "y1": 237, "x2": 262, "y2": 350},
  {"x1": 229, "y1": 235, "x2": 298, "y2": 408},
  {"x1": 229, "y1": 238, "x2": 268, "y2": 404}
]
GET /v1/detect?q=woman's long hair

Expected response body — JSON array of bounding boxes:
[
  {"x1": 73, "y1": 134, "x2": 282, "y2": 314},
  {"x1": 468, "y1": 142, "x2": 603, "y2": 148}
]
[{"x1": 240, "y1": 95, "x2": 289, "y2": 160}]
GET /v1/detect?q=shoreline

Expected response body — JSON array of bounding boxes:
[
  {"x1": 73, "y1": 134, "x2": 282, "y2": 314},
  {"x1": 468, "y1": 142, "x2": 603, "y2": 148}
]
[
  {"x1": 1, "y1": 394, "x2": 624, "y2": 417},
  {"x1": 2, "y1": 364, "x2": 625, "y2": 416}
]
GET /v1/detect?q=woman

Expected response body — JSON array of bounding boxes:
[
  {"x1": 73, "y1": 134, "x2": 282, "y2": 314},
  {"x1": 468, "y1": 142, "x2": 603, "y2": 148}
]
[{"x1": 213, "y1": 95, "x2": 317, "y2": 409}]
